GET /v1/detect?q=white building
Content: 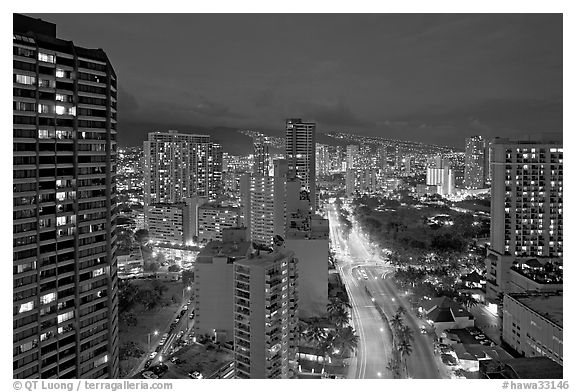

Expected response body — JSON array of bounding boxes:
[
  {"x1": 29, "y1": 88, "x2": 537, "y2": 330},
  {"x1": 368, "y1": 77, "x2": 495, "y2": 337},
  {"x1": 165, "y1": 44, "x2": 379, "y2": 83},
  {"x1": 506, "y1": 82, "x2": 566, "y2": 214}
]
[
  {"x1": 233, "y1": 240, "x2": 299, "y2": 379},
  {"x1": 285, "y1": 214, "x2": 329, "y2": 319},
  {"x1": 502, "y1": 293, "x2": 562, "y2": 365},
  {"x1": 194, "y1": 228, "x2": 252, "y2": 342},
  {"x1": 197, "y1": 204, "x2": 240, "y2": 243}
]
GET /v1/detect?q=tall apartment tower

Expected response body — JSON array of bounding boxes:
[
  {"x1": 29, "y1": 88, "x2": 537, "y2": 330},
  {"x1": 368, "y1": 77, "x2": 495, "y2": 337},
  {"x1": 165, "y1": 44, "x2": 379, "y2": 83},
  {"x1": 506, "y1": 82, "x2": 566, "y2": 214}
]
[
  {"x1": 464, "y1": 135, "x2": 487, "y2": 189},
  {"x1": 13, "y1": 14, "x2": 119, "y2": 378},
  {"x1": 285, "y1": 119, "x2": 316, "y2": 212},
  {"x1": 346, "y1": 144, "x2": 359, "y2": 170},
  {"x1": 253, "y1": 135, "x2": 271, "y2": 176},
  {"x1": 143, "y1": 130, "x2": 222, "y2": 207},
  {"x1": 233, "y1": 240, "x2": 299, "y2": 378},
  {"x1": 316, "y1": 144, "x2": 330, "y2": 177},
  {"x1": 249, "y1": 174, "x2": 276, "y2": 246},
  {"x1": 485, "y1": 135, "x2": 563, "y2": 301}
]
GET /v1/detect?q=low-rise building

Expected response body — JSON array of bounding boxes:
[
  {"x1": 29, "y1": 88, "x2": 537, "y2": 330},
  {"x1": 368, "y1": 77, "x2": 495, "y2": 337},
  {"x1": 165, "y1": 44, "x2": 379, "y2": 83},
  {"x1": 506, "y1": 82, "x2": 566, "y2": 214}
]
[
  {"x1": 502, "y1": 293, "x2": 563, "y2": 365},
  {"x1": 421, "y1": 297, "x2": 474, "y2": 333},
  {"x1": 480, "y1": 357, "x2": 563, "y2": 379}
]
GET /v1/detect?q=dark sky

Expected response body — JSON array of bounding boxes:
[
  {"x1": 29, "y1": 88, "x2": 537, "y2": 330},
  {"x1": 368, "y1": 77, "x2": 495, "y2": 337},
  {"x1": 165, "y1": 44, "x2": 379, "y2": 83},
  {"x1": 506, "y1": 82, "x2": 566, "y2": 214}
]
[{"x1": 30, "y1": 13, "x2": 563, "y2": 148}]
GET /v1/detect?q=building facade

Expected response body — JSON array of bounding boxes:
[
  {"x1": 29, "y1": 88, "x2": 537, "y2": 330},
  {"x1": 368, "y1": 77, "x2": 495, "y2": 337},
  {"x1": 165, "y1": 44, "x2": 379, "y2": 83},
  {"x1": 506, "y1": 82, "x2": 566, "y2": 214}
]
[
  {"x1": 464, "y1": 135, "x2": 487, "y2": 189},
  {"x1": 143, "y1": 130, "x2": 222, "y2": 207},
  {"x1": 253, "y1": 135, "x2": 271, "y2": 176},
  {"x1": 486, "y1": 136, "x2": 563, "y2": 301},
  {"x1": 285, "y1": 119, "x2": 316, "y2": 212},
  {"x1": 502, "y1": 294, "x2": 562, "y2": 365},
  {"x1": 13, "y1": 14, "x2": 119, "y2": 378},
  {"x1": 194, "y1": 228, "x2": 251, "y2": 341},
  {"x1": 315, "y1": 144, "x2": 330, "y2": 177},
  {"x1": 197, "y1": 204, "x2": 240, "y2": 243},
  {"x1": 233, "y1": 242, "x2": 299, "y2": 378},
  {"x1": 285, "y1": 215, "x2": 329, "y2": 319}
]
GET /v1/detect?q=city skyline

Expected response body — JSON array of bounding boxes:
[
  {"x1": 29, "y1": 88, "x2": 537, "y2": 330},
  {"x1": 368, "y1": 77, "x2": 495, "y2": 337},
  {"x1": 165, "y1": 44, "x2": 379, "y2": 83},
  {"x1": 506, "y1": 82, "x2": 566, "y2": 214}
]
[
  {"x1": 12, "y1": 10, "x2": 565, "y2": 382},
  {"x1": 27, "y1": 13, "x2": 563, "y2": 148}
]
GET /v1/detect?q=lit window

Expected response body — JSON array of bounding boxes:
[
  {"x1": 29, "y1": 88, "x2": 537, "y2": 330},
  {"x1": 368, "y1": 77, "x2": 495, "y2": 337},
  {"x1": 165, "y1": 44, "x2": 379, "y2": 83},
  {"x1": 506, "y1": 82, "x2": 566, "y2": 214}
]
[
  {"x1": 15, "y1": 74, "x2": 36, "y2": 85},
  {"x1": 41, "y1": 292, "x2": 56, "y2": 305},
  {"x1": 19, "y1": 301, "x2": 35, "y2": 313},
  {"x1": 57, "y1": 311, "x2": 74, "y2": 324},
  {"x1": 56, "y1": 68, "x2": 65, "y2": 78},
  {"x1": 38, "y1": 52, "x2": 55, "y2": 63}
]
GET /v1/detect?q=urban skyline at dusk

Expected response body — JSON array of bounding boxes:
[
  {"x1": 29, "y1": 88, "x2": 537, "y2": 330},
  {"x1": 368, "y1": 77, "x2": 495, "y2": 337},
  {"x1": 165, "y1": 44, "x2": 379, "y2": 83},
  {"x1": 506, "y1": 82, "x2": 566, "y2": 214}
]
[{"x1": 12, "y1": 8, "x2": 566, "y2": 384}]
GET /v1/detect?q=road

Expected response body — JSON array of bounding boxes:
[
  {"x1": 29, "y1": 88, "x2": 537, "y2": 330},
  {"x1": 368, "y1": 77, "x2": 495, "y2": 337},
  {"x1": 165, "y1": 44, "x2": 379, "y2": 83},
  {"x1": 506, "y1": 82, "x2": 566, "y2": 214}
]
[
  {"x1": 129, "y1": 293, "x2": 196, "y2": 377},
  {"x1": 328, "y1": 205, "x2": 393, "y2": 379},
  {"x1": 328, "y1": 204, "x2": 449, "y2": 379}
]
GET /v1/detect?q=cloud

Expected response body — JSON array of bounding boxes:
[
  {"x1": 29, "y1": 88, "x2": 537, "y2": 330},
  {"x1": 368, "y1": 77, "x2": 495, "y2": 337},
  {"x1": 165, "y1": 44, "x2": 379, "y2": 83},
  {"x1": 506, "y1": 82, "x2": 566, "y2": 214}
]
[
  {"x1": 298, "y1": 100, "x2": 371, "y2": 128},
  {"x1": 118, "y1": 87, "x2": 139, "y2": 114}
]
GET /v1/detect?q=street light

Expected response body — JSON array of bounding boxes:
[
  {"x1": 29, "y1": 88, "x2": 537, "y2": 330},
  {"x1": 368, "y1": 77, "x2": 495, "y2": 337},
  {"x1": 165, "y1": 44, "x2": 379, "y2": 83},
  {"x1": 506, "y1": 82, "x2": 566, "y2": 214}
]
[
  {"x1": 182, "y1": 285, "x2": 191, "y2": 304},
  {"x1": 148, "y1": 330, "x2": 159, "y2": 352}
]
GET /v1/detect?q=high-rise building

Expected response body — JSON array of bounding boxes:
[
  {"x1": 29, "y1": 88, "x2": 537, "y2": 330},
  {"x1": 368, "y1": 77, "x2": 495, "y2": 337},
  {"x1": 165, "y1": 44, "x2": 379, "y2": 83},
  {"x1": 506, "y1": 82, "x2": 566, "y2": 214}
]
[
  {"x1": 197, "y1": 204, "x2": 240, "y2": 243},
  {"x1": 464, "y1": 135, "x2": 487, "y2": 189},
  {"x1": 285, "y1": 119, "x2": 316, "y2": 212},
  {"x1": 253, "y1": 135, "x2": 271, "y2": 175},
  {"x1": 485, "y1": 136, "x2": 563, "y2": 301},
  {"x1": 233, "y1": 239, "x2": 299, "y2": 378},
  {"x1": 194, "y1": 228, "x2": 251, "y2": 341},
  {"x1": 346, "y1": 144, "x2": 359, "y2": 170},
  {"x1": 146, "y1": 202, "x2": 188, "y2": 244},
  {"x1": 316, "y1": 144, "x2": 330, "y2": 177},
  {"x1": 143, "y1": 130, "x2": 222, "y2": 208},
  {"x1": 249, "y1": 174, "x2": 276, "y2": 246},
  {"x1": 13, "y1": 14, "x2": 119, "y2": 378},
  {"x1": 331, "y1": 145, "x2": 344, "y2": 173},
  {"x1": 377, "y1": 146, "x2": 388, "y2": 171},
  {"x1": 346, "y1": 168, "x2": 379, "y2": 196},
  {"x1": 285, "y1": 214, "x2": 329, "y2": 319},
  {"x1": 426, "y1": 156, "x2": 455, "y2": 196}
]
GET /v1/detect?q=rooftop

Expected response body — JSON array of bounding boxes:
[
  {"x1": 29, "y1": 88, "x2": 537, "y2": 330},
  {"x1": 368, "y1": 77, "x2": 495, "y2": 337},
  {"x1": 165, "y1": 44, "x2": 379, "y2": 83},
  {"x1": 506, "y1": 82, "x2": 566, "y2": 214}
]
[
  {"x1": 235, "y1": 247, "x2": 295, "y2": 268},
  {"x1": 196, "y1": 240, "x2": 251, "y2": 262},
  {"x1": 483, "y1": 357, "x2": 563, "y2": 379},
  {"x1": 492, "y1": 134, "x2": 563, "y2": 145},
  {"x1": 509, "y1": 294, "x2": 563, "y2": 328}
]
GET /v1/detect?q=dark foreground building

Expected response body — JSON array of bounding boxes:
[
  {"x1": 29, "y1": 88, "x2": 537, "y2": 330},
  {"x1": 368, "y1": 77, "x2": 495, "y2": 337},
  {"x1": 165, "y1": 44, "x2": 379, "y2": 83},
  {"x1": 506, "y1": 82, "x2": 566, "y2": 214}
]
[{"x1": 13, "y1": 14, "x2": 119, "y2": 378}]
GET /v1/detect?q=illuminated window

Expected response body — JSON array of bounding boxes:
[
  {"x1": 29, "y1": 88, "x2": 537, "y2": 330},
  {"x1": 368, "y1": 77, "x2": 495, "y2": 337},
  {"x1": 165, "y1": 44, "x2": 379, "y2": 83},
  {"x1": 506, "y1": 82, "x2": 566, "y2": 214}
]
[
  {"x1": 55, "y1": 68, "x2": 65, "y2": 78},
  {"x1": 38, "y1": 52, "x2": 55, "y2": 63},
  {"x1": 57, "y1": 311, "x2": 74, "y2": 324},
  {"x1": 15, "y1": 74, "x2": 36, "y2": 85},
  {"x1": 41, "y1": 292, "x2": 56, "y2": 305},
  {"x1": 19, "y1": 301, "x2": 35, "y2": 313}
]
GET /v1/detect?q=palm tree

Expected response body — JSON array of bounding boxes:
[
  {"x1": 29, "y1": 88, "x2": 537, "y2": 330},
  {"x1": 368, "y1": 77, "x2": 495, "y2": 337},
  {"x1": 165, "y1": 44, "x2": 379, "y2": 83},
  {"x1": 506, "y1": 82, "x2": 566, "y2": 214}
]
[
  {"x1": 318, "y1": 331, "x2": 336, "y2": 369},
  {"x1": 398, "y1": 325, "x2": 414, "y2": 344},
  {"x1": 386, "y1": 358, "x2": 401, "y2": 378},
  {"x1": 390, "y1": 313, "x2": 404, "y2": 331},
  {"x1": 327, "y1": 297, "x2": 351, "y2": 315},
  {"x1": 457, "y1": 293, "x2": 479, "y2": 310},
  {"x1": 333, "y1": 326, "x2": 359, "y2": 358},
  {"x1": 397, "y1": 340, "x2": 413, "y2": 377},
  {"x1": 303, "y1": 325, "x2": 326, "y2": 348},
  {"x1": 330, "y1": 306, "x2": 350, "y2": 327},
  {"x1": 396, "y1": 305, "x2": 407, "y2": 316}
]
